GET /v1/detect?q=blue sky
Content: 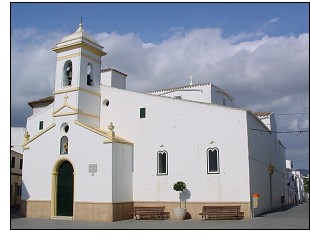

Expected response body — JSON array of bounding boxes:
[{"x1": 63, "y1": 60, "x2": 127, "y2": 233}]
[
  {"x1": 9, "y1": 2, "x2": 309, "y2": 170},
  {"x1": 11, "y1": 2, "x2": 309, "y2": 43}
]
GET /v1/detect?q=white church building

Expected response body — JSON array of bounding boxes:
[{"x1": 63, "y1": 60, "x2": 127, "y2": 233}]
[{"x1": 21, "y1": 23, "x2": 288, "y2": 222}]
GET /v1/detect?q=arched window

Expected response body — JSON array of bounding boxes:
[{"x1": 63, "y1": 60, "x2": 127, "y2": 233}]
[
  {"x1": 157, "y1": 150, "x2": 168, "y2": 175},
  {"x1": 63, "y1": 60, "x2": 72, "y2": 87},
  {"x1": 207, "y1": 147, "x2": 219, "y2": 174},
  {"x1": 86, "y1": 63, "x2": 93, "y2": 86},
  {"x1": 60, "y1": 136, "x2": 68, "y2": 155}
]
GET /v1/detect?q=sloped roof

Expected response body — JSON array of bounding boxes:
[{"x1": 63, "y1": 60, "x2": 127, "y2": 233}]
[
  {"x1": 60, "y1": 23, "x2": 99, "y2": 45},
  {"x1": 148, "y1": 83, "x2": 210, "y2": 94},
  {"x1": 253, "y1": 112, "x2": 273, "y2": 117},
  {"x1": 28, "y1": 96, "x2": 54, "y2": 108}
]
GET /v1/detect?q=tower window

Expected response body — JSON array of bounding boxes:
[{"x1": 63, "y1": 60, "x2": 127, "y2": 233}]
[
  {"x1": 63, "y1": 60, "x2": 72, "y2": 87},
  {"x1": 140, "y1": 108, "x2": 146, "y2": 118},
  {"x1": 60, "y1": 136, "x2": 69, "y2": 155},
  {"x1": 87, "y1": 63, "x2": 93, "y2": 86},
  {"x1": 20, "y1": 159, "x2": 23, "y2": 169}
]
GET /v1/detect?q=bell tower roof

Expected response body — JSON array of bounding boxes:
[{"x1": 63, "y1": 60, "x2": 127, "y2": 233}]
[
  {"x1": 52, "y1": 22, "x2": 106, "y2": 56},
  {"x1": 60, "y1": 22, "x2": 100, "y2": 45}
]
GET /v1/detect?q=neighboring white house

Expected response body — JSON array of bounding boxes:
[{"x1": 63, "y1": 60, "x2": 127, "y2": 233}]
[
  {"x1": 11, "y1": 127, "x2": 25, "y2": 206},
  {"x1": 292, "y1": 170, "x2": 305, "y2": 203},
  {"x1": 21, "y1": 23, "x2": 288, "y2": 222},
  {"x1": 286, "y1": 160, "x2": 298, "y2": 204}
]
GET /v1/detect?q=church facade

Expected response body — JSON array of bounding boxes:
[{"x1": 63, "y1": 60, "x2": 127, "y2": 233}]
[{"x1": 21, "y1": 23, "x2": 287, "y2": 222}]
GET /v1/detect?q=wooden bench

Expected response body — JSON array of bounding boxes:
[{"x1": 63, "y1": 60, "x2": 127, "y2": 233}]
[
  {"x1": 129, "y1": 206, "x2": 169, "y2": 220},
  {"x1": 199, "y1": 206, "x2": 244, "y2": 220}
]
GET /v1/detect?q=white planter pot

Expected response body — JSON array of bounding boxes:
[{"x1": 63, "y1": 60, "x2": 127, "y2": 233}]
[{"x1": 173, "y1": 208, "x2": 187, "y2": 220}]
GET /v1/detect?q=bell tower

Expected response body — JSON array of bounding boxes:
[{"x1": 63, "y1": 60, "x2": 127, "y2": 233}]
[{"x1": 52, "y1": 22, "x2": 106, "y2": 128}]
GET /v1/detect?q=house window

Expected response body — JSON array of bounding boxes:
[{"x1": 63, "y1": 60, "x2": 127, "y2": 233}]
[
  {"x1": 157, "y1": 151, "x2": 168, "y2": 175},
  {"x1": 140, "y1": 108, "x2": 146, "y2": 118},
  {"x1": 39, "y1": 121, "x2": 43, "y2": 130},
  {"x1": 17, "y1": 185, "x2": 22, "y2": 196},
  {"x1": 63, "y1": 60, "x2": 72, "y2": 87},
  {"x1": 207, "y1": 147, "x2": 220, "y2": 174},
  {"x1": 60, "y1": 136, "x2": 68, "y2": 155},
  {"x1": 87, "y1": 63, "x2": 93, "y2": 86},
  {"x1": 11, "y1": 157, "x2": 15, "y2": 168},
  {"x1": 20, "y1": 159, "x2": 23, "y2": 169}
]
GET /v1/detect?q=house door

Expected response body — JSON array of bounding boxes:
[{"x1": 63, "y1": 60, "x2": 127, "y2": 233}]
[{"x1": 57, "y1": 161, "x2": 74, "y2": 216}]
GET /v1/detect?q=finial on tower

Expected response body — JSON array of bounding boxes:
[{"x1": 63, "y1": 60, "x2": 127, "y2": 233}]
[{"x1": 79, "y1": 15, "x2": 83, "y2": 27}]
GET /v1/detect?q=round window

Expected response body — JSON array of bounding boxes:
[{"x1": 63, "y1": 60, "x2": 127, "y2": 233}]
[
  {"x1": 60, "y1": 122, "x2": 69, "y2": 134},
  {"x1": 103, "y1": 99, "x2": 109, "y2": 107}
]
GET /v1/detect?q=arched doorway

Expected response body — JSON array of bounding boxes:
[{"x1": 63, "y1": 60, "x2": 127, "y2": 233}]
[{"x1": 56, "y1": 161, "x2": 74, "y2": 216}]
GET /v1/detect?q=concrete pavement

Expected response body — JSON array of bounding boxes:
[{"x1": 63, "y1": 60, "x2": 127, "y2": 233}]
[{"x1": 10, "y1": 201, "x2": 309, "y2": 229}]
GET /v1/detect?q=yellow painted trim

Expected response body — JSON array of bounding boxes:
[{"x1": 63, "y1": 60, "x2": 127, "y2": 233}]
[
  {"x1": 74, "y1": 121, "x2": 133, "y2": 145},
  {"x1": 53, "y1": 102, "x2": 78, "y2": 117},
  {"x1": 79, "y1": 87, "x2": 101, "y2": 96},
  {"x1": 52, "y1": 42, "x2": 107, "y2": 57},
  {"x1": 54, "y1": 87, "x2": 80, "y2": 95},
  {"x1": 77, "y1": 110, "x2": 100, "y2": 119},
  {"x1": 50, "y1": 158, "x2": 75, "y2": 219},
  {"x1": 53, "y1": 97, "x2": 99, "y2": 119},
  {"x1": 53, "y1": 111, "x2": 78, "y2": 117},
  {"x1": 54, "y1": 87, "x2": 101, "y2": 97},
  {"x1": 56, "y1": 52, "x2": 81, "y2": 61},
  {"x1": 81, "y1": 52, "x2": 101, "y2": 64},
  {"x1": 22, "y1": 123, "x2": 56, "y2": 147},
  {"x1": 56, "y1": 52, "x2": 101, "y2": 64}
]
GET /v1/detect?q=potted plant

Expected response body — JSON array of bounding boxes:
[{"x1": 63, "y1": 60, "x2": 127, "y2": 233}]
[{"x1": 173, "y1": 181, "x2": 187, "y2": 220}]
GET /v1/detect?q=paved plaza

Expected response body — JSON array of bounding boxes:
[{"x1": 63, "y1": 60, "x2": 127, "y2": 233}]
[{"x1": 10, "y1": 201, "x2": 309, "y2": 230}]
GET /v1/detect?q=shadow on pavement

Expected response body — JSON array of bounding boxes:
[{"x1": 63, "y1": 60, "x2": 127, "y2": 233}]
[{"x1": 256, "y1": 203, "x2": 300, "y2": 217}]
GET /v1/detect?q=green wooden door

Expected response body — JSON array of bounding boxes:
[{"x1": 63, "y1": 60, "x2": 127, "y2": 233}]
[{"x1": 57, "y1": 161, "x2": 74, "y2": 216}]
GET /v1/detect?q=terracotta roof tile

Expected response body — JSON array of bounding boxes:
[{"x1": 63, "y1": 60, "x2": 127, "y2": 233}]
[
  {"x1": 28, "y1": 96, "x2": 54, "y2": 108},
  {"x1": 253, "y1": 112, "x2": 273, "y2": 117}
]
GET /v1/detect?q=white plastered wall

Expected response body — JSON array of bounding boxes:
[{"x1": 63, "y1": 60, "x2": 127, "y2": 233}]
[{"x1": 100, "y1": 86, "x2": 251, "y2": 203}]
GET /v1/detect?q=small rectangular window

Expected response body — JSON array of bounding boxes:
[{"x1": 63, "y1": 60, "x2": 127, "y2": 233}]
[
  {"x1": 207, "y1": 148, "x2": 220, "y2": 174},
  {"x1": 140, "y1": 108, "x2": 146, "y2": 118},
  {"x1": 17, "y1": 185, "x2": 22, "y2": 196},
  {"x1": 157, "y1": 151, "x2": 168, "y2": 175},
  {"x1": 39, "y1": 121, "x2": 43, "y2": 130},
  {"x1": 20, "y1": 159, "x2": 23, "y2": 169},
  {"x1": 11, "y1": 157, "x2": 15, "y2": 168}
]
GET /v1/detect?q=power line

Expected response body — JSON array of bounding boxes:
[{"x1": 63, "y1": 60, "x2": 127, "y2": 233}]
[
  {"x1": 274, "y1": 113, "x2": 309, "y2": 116},
  {"x1": 248, "y1": 128, "x2": 309, "y2": 134}
]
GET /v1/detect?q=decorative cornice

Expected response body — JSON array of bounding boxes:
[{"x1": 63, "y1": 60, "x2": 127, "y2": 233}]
[
  {"x1": 52, "y1": 41, "x2": 106, "y2": 57},
  {"x1": 56, "y1": 52, "x2": 101, "y2": 64},
  {"x1": 74, "y1": 121, "x2": 133, "y2": 145},
  {"x1": 54, "y1": 87, "x2": 100, "y2": 97}
]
